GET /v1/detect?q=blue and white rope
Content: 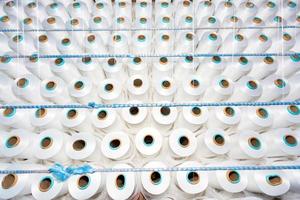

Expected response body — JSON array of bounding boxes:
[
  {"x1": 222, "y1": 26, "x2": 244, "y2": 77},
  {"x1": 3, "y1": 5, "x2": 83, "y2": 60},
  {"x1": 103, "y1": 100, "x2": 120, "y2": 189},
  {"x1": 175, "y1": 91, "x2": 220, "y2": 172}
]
[
  {"x1": 0, "y1": 101, "x2": 299, "y2": 110},
  {"x1": 0, "y1": 164, "x2": 299, "y2": 182},
  {"x1": 1, "y1": 52, "x2": 299, "y2": 59},
  {"x1": 0, "y1": 25, "x2": 299, "y2": 33}
]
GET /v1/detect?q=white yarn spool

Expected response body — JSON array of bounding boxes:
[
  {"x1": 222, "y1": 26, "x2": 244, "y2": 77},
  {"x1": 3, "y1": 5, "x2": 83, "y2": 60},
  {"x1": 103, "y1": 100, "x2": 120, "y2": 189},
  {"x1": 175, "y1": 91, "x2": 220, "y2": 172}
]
[
  {"x1": 174, "y1": 32, "x2": 196, "y2": 54},
  {"x1": 262, "y1": 128, "x2": 300, "y2": 157},
  {"x1": 127, "y1": 57, "x2": 148, "y2": 76},
  {"x1": 24, "y1": 2, "x2": 48, "y2": 23},
  {"x1": 67, "y1": 1, "x2": 90, "y2": 24},
  {"x1": 174, "y1": 75, "x2": 206, "y2": 102},
  {"x1": 237, "y1": 107, "x2": 273, "y2": 131},
  {"x1": 30, "y1": 107, "x2": 63, "y2": 130},
  {"x1": 0, "y1": 106, "x2": 33, "y2": 130},
  {"x1": 268, "y1": 32, "x2": 295, "y2": 53},
  {"x1": 42, "y1": 16, "x2": 69, "y2": 41},
  {"x1": 89, "y1": 16, "x2": 110, "y2": 44},
  {"x1": 239, "y1": 17, "x2": 265, "y2": 38},
  {"x1": 126, "y1": 74, "x2": 150, "y2": 101},
  {"x1": 8, "y1": 34, "x2": 36, "y2": 56},
  {"x1": 196, "y1": 56, "x2": 226, "y2": 84},
  {"x1": 24, "y1": 55, "x2": 53, "y2": 80},
  {"x1": 155, "y1": 1, "x2": 173, "y2": 22},
  {"x1": 56, "y1": 37, "x2": 83, "y2": 55},
  {"x1": 271, "y1": 105, "x2": 300, "y2": 128},
  {"x1": 256, "y1": 1, "x2": 278, "y2": 21},
  {"x1": 244, "y1": 33, "x2": 272, "y2": 53},
  {"x1": 276, "y1": 53, "x2": 300, "y2": 78},
  {"x1": 0, "y1": 34, "x2": 11, "y2": 54},
  {"x1": 3, "y1": 0, "x2": 26, "y2": 19},
  {"x1": 50, "y1": 57, "x2": 81, "y2": 83},
  {"x1": 155, "y1": 32, "x2": 174, "y2": 55},
  {"x1": 174, "y1": 56, "x2": 195, "y2": 83},
  {"x1": 215, "y1": 1, "x2": 236, "y2": 22},
  {"x1": 65, "y1": 18, "x2": 88, "y2": 48},
  {"x1": 222, "y1": 57, "x2": 252, "y2": 81},
  {"x1": 109, "y1": 33, "x2": 129, "y2": 55},
  {"x1": 68, "y1": 77, "x2": 98, "y2": 104},
  {"x1": 131, "y1": 32, "x2": 152, "y2": 55},
  {"x1": 91, "y1": 2, "x2": 113, "y2": 24},
  {"x1": 196, "y1": 1, "x2": 215, "y2": 22},
  {"x1": 195, "y1": 129, "x2": 230, "y2": 158},
  {"x1": 112, "y1": 16, "x2": 131, "y2": 39},
  {"x1": 35, "y1": 34, "x2": 60, "y2": 55},
  {"x1": 202, "y1": 76, "x2": 234, "y2": 102},
  {"x1": 83, "y1": 33, "x2": 108, "y2": 54},
  {"x1": 248, "y1": 56, "x2": 278, "y2": 80},
  {"x1": 284, "y1": 74, "x2": 300, "y2": 101},
  {"x1": 75, "y1": 56, "x2": 105, "y2": 85},
  {"x1": 175, "y1": 106, "x2": 209, "y2": 132},
  {"x1": 151, "y1": 103, "x2": 178, "y2": 133},
  {"x1": 196, "y1": 32, "x2": 222, "y2": 54},
  {"x1": 280, "y1": 1, "x2": 298, "y2": 21},
  {"x1": 21, "y1": 17, "x2": 42, "y2": 41},
  {"x1": 114, "y1": 1, "x2": 132, "y2": 21},
  {"x1": 264, "y1": 16, "x2": 287, "y2": 39},
  {"x1": 0, "y1": 15, "x2": 19, "y2": 37},
  {"x1": 0, "y1": 73, "x2": 20, "y2": 103},
  {"x1": 219, "y1": 33, "x2": 248, "y2": 54},
  {"x1": 219, "y1": 16, "x2": 243, "y2": 40},
  {"x1": 229, "y1": 76, "x2": 262, "y2": 102},
  {"x1": 196, "y1": 16, "x2": 220, "y2": 42},
  {"x1": 0, "y1": 53, "x2": 29, "y2": 79},
  {"x1": 207, "y1": 106, "x2": 241, "y2": 130},
  {"x1": 235, "y1": 2, "x2": 258, "y2": 23},
  {"x1": 258, "y1": 74, "x2": 290, "y2": 101},
  {"x1": 135, "y1": 1, "x2": 152, "y2": 19},
  {"x1": 12, "y1": 74, "x2": 45, "y2": 103},
  {"x1": 102, "y1": 58, "x2": 127, "y2": 84},
  {"x1": 46, "y1": 2, "x2": 70, "y2": 23},
  {"x1": 152, "y1": 57, "x2": 173, "y2": 82},
  {"x1": 97, "y1": 78, "x2": 124, "y2": 104},
  {"x1": 153, "y1": 76, "x2": 177, "y2": 102},
  {"x1": 61, "y1": 107, "x2": 93, "y2": 132}
]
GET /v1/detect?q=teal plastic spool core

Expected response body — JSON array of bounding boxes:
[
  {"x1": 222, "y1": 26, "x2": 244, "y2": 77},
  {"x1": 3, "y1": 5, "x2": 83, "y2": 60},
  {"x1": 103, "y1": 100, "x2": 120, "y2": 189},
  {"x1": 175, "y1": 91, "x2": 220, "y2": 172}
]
[
  {"x1": 161, "y1": 2, "x2": 169, "y2": 8},
  {"x1": 256, "y1": 108, "x2": 269, "y2": 119},
  {"x1": 50, "y1": 3, "x2": 58, "y2": 9},
  {"x1": 208, "y1": 17, "x2": 216, "y2": 24},
  {"x1": 74, "y1": 81, "x2": 84, "y2": 90},
  {"x1": 247, "y1": 80, "x2": 258, "y2": 90},
  {"x1": 208, "y1": 33, "x2": 217, "y2": 41},
  {"x1": 213, "y1": 134, "x2": 225, "y2": 146},
  {"x1": 5, "y1": 136, "x2": 19, "y2": 148},
  {"x1": 40, "y1": 136, "x2": 53, "y2": 149},
  {"x1": 55, "y1": 57, "x2": 65, "y2": 66},
  {"x1": 73, "y1": 2, "x2": 80, "y2": 8},
  {"x1": 274, "y1": 79, "x2": 286, "y2": 89},
  {"x1": 93, "y1": 16, "x2": 102, "y2": 24},
  {"x1": 287, "y1": 105, "x2": 300, "y2": 115},
  {"x1": 96, "y1": 2, "x2": 104, "y2": 9},
  {"x1": 266, "y1": 175, "x2": 282, "y2": 186},
  {"x1": 13, "y1": 35, "x2": 23, "y2": 43},
  {"x1": 266, "y1": 1, "x2": 276, "y2": 8},
  {"x1": 82, "y1": 56, "x2": 92, "y2": 64},
  {"x1": 61, "y1": 38, "x2": 71, "y2": 46},
  {"x1": 290, "y1": 54, "x2": 300, "y2": 62},
  {"x1": 3, "y1": 107, "x2": 16, "y2": 118},
  {"x1": 212, "y1": 56, "x2": 221, "y2": 63},
  {"x1": 0, "y1": 55, "x2": 11, "y2": 63},
  {"x1": 239, "y1": 57, "x2": 248, "y2": 65}
]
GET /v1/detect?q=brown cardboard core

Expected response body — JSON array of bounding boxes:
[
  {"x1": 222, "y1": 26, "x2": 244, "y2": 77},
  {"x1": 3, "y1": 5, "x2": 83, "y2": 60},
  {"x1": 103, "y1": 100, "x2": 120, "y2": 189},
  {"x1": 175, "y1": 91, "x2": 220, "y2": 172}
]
[
  {"x1": 133, "y1": 57, "x2": 141, "y2": 64},
  {"x1": 2, "y1": 174, "x2": 17, "y2": 189},
  {"x1": 116, "y1": 175, "x2": 125, "y2": 188},
  {"x1": 253, "y1": 17, "x2": 262, "y2": 24},
  {"x1": 29, "y1": 55, "x2": 38, "y2": 63},
  {"x1": 144, "y1": 135, "x2": 153, "y2": 145},
  {"x1": 24, "y1": 18, "x2": 32, "y2": 25},
  {"x1": 160, "y1": 57, "x2": 168, "y2": 64},
  {"x1": 110, "y1": 139, "x2": 121, "y2": 149},
  {"x1": 179, "y1": 136, "x2": 189, "y2": 147},
  {"x1": 7, "y1": 136, "x2": 20, "y2": 147},
  {"x1": 55, "y1": 58, "x2": 63, "y2": 65},
  {"x1": 108, "y1": 58, "x2": 116, "y2": 66},
  {"x1": 39, "y1": 178, "x2": 52, "y2": 192},
  {"x1": 264, "y1": 57, "x2": 274, "y2": 64},
  {"x1": 3, "y1": 108, "x2": 14, "y2": 117},
  {"x1": 82, "y1": 56, "x2": 91, "y2": 64},
  {"x1": 150, "y1": 172, "x2": 161, "y2": 184},
  {"x1": 87, "y1": 35, "x2": 95, "y2": 42},
  {"x1": 248, "y1": 81, "x2": 257, "y2": 89},
  {"x1": 288, "y1": 105, "x2": 299, "y2": 114},
  {"x1": 119, "y1": 2, "x2": 126, "y2": 7},
  {"x1": 224, "y1": 107, "x2": 235, "y2": 116},
  {"x1": 162, "y1": 80, "x2": 171, "y2": 89},
  {"x1": 17, "y1": 78, "x2": 28, "y2": 88},
  {"x1": 138, "y1": 35, "x2": 145, "y2": 41},
  {"x1": 67, "y1": 109, "x2": 77, "y2": 119},
  {"x1": 162, "y1": 34, "x2": 170, "y2": 41},
  {"x1": 285, "y1": 135, "x2": 297, "y2": 145},
  {"x1": 35, "y1": 108, "x2": 47, "y2": 118},
  {"x1": 249, "y1": 137, "x2": 260, "y2": 148},
  {"x1": 267, "y1": 175, "x2": 282, "y2": 186},
  {"x1": 41, "y1": 137, "x2": 53, "y2": 149},
  {"x1": 183, "y1": 0, "x2": 190, "y2": 7},
  {"x1": 62, "y1": 38, "x2": 70, "y2": 45},
  {"x1": 220, "y1": 79, "x2": 229, "y2": 88},
  {"x1": 186, "y1": 33, "x2": 193, "y2": 40},
  {"x1": 274, "y1": 79, "x2": 285, "y2": 87},
  {"x1": 160, "y1": 106, "x2": 170, "y2": 116},
  {"x1": 70, "y1": 19, "x2": 79, "y2": 26},
  {"x1": 105, "y1": 83, "x2": 114, "y2": 91},
  {"x1": 117, "y1": 17, "x2": 125, "y2": 23},
  {"x1": 129, "y1": 107, "x2": 139, "y2": 115},
  {"x1": 78, "y1": 175, "x2": 89, "y2": 189},
  {"x1": 47, "y1": 17, "x2": 56, "y2": 24},
  {"x1": 259, "y1": 35, "x2": 268, "y2": 42},
  {"x1": 0, "y1": 56, "x2": 9, "y2": 63},
  {"x1": 227, "y1": 171, "x2": 239, "y2": 183},
  {"x1": 224, "y1": 1, "x2": 232, "y2": 7},
  {"x1": 13, "y1": 35, "x2": 22, "y2": 42},
  {"x1": 39, "y1": 35, "x2": 48, "y2": 43},
  {"x1": 1, "y1": 16, "x2": 9, "y2": 22},
  {"x1": 113, "y1": 35, "x2": 121, "y2": 42},
  {"x1": 192, "y1": 107, "x2": 201, "y2": 116},
  {"x1": 74, "y1": 81, "x2": 84, "y2": 90},
  {"x1": 256, "y1": 108, "x2": 268, "y2": 118},
  {"x1": 246, "y1": 2, "x2": 254, "y2": 8},
  {"x1": 283, "y1": 33, "x2": 292, "y2": 41},
  {"x1": 230, "y1": 16, "x2": 238, "y2": 22},
  {"x1": 187, "y1": 172, "x2": 199, "y2": 184},
  {"x1": 190, "y1": 79, "x2": 199, "y2": 88},
  {"x1": 73, "y1": 140, "x2": 86, "y2": 151},
  {"x1": 133, "y1": 79, "x2": 143, "y2": 87},
  {"x1": 46, "y1": 81, "x2": 56, "y2": 90},
  {"x1": 97, "y1": 110, "x2": 107, "y2": 120},
  {"x1": 214, "y1": 134, "x2": 225, "y2": 146}
]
